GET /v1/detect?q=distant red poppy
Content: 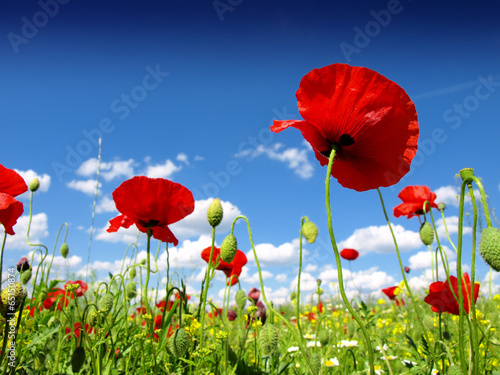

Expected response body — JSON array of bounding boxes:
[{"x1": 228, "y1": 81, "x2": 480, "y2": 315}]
[
  {"x1": 424, "y1": 273, "x2": 479, "y2": 315},
  {"x1": 65, "y1": 322, "x2": 94, "y2": 340},
  {"x1": 227, "y1": 310, "x2": 237, "y2": 321},
  {"x1": 393, "y1": 185, "x2": 439, "y2": 219},
  {"x1": 156, "y1": 300, "x2": 174, "y2": 313},
  {"x1": 405, "y1": 266, "x2": 411, "y2": 273},
  {"x1": 340, "y1": 248, "x2": 359, "y2": 261},
  {"x1": 106, "y1": 177, "x2": 194, "y2": 246},
  {"x1": 43, "y1": 289, "x2": 74, "y2": 310},
  {"x1": 65, "y1": 280, "x2": 88, "y2": 297},
  {"x1": 382, "y1": 286, "x2": 405, "y2": 306},
  {"x1": 201, "y1": 246, "x2": 247, "y2": 286},
  {"x1": 248, "y1": 287, "x2": 260, "y2": 304},
  {"x1": 270, "y1": 64, "x2": 419, "y2": 192},
  {"x1": 0, "y1": 164, "x2": 28, "y2": 235}
]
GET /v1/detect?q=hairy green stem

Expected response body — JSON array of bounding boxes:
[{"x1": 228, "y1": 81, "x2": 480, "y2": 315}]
[{"x1": 324, "y1": 149, "x2": 374, "y2": 375}]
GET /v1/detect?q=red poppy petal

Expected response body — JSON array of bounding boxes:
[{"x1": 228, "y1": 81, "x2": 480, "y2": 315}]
[
  {"x1": 107, "y1": 214, "x2": 135, "y2": 233},
  {"x1": 0, "y1": 193, "x2": 24, "y2": 235},
  {"x1": 0, "y1": 165, "x2": 28, "y2": 197},
  {"x1": 271, "y1": 120, "x2": 332, "y2": 155},
  {"x1": 150, "y1": 225, "x2": 179, "y2": 246}
]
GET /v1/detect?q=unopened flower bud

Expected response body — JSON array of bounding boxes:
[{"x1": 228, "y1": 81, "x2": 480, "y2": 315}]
[
  {"x1": 21, "y1": 268, "x2": 32, "y2": 284},
  {"x1": 290, "y1": 291, "x2": 297, "y2": 300},
  {"x1": 71, "y1": 346, "x2": 86, "y2": 373},
  {"x1": 29, "y1": 178, "x2": 40, "y2": 192},
  {"x1": 302, "y1": 219, "x2": 318, "y2": 244},
  {"x1": 318, "y1": 330, "x2": 330, "y2": 346},
  {"x1": 438, "y1": 202, "x2": 446, "y2": 211},
  {"x1": 259, "y1": 324, "x2": 279, "y2": 354},
  {"x1": 169, "y1": 328, "x2": 190, "y2": 358},
  {"x1": 207, "y1": 198, "x2": 223, "y2": 227},
  {"x1": 235, "y1": 289, "x2": 247, "y2": 310},
  {"x1": 419, "y1": 222, "x2": 434, "y2": 246},
  {"x1": 220, "y1": 234, "x2": 237, "y2": 263},
  {"x1": 98, "y1": 293, "x2": 114, "y2": 313},
  {"x1": 125, "y1": 282, "x2": 137, "y2": 299},
  {"x1": 17, "y1": 256, "x2": 30, "y2": 272},
  {"x1": 129, "y1": 267, "x2": 136, "y2": 279},
  {"x1": 447, "y1": 365, "x2": 462, "y2": 375},
  {"x1": 60, "y1": 243, "x2": 69, "y2": 258},
  {"x1": 479, "y1": 227, "x2": 500, "y2": 271},
  {"x1": 0, "y1": 282, "x2": 27, "y2": 317}
]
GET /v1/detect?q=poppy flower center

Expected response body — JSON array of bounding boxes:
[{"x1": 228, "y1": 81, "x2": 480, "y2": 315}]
[
  {"x1": 138, "y1": 219, "x2": 160, "y2": 227},
  {"x1": 320, "y1": 133, "x2": 355, "y2": 158}
]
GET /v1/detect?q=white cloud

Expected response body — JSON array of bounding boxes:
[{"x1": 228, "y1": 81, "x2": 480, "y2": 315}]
[
  {"x1": 235, "y1": 143, "x2": 314, "y2": 179},
  {"x1": 176, "y1": 153, "x2": 189, "y2": 165},
  {"x1": 435, "y1": 185, "x2": 460, "y2": 207},
  {"x1": 304, "y1": 264, "x2": 318, "y2": 272},
  {"x1": 157, "y1": 235, "x2": 212, "y2": 271},
  {"x1": 76, "y1": 158, "x2": 135, "y2": 182},
  {"x1": 67, "y1": 179, "x2": 102, "y2": 195},
  {"x1": 194, "y1": 155, "x2": 204, "y2": 161},
  {"x1": 275, "y1": 273, "x2": 288, "y2": 282},
  {"x1": 338, "y1": 224, "x2": 422, "y2": 255},
  {"x1": 15, "y1": 169, "x2": 51, "y2": 193},
  {"x1": 170, "y1": 198, "x2": 242, "y2": 240},
  {"x1": 408, "y1": 246, "x2": 455, "y2": 271},
  {"x1": 144, "y1": 160, "x2": 181, "y2": 178},
  {"x1": 434, "y1": 216, "x2": 472, "y2": 237},
  {"x1": 247, "y1": 238, "x2": 306, "y2": 266},
  {"x1": 95, "y1": 222, "x2": 141, "y2": 245},
  {"x1": 1, "y1": 213, "x2": 49, "y2": 250},
  {"x1": 239, "y1": 268, "x2": 273, "y2": 284},
  {"x1": 289, "y1": 271, "x2": 318, "y2": 292},
  {"x1": 263, "y1": 286, "x2": 290, "y2": 306},
  {"x1": 95, "y1": 195, "x2": 117, "y2": 214}
]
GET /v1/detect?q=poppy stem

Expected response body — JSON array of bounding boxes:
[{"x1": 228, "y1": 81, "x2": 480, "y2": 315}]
[
  {"x1": 199, "y1": 226, "x2": 216, "y2": 349},
  {"x1": 143, "y1": 226, "x2": 153, "y2": 337},
  {"x1": 324, "y1": 148, "x2": 375, "y2": 375}
]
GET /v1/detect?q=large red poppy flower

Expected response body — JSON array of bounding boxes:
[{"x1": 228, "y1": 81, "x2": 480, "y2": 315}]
[
  {"x1": 340, "y1": 248, "x2": 359, "y2": 261},
  {"x1": 43, "y1": 289, "x2": 74, "y2": 310},
  {"x1": 393, "y1": 185, "x2": 439, "y2": 219},
  {"x1": 106, "y1": 176, "x2": 195, "y2": 246},
  {"x1": 424, "y1": 273, "x2": 479, "y2": 315},
  {"x1": 271, "y1": 64, "x2": 419, "y2": 192},
  {"x1": 201, "y1": 246, "x2": 247, "y2": 286},
  {"x1": 0, "y1": 164, "x2": 28, "y2": 235},
  {"x1": 382, "y1": 286, "x2": 405, "y2": 306}
]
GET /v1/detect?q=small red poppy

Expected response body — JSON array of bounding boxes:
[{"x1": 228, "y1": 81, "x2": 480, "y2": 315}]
[
  {"x1": 271, "y1": 64, "x2": 419, "y2": 192},
  {"x1": 106, "y1": 176, "x2": 194, "y2": 246},
  {"x1": 340, "y1": 248, "x2": 359, "y2": 261},
  {"x1": 405, "y1": 266, "x2": 411, "y2": 273},
  {"x1": 382, "y1": 286, "x2": 405, "y2": 306},
  {"x1": 201, "y1": 246, "x2": 247, "y2": 286},
  {"x1": 247, "y1": 287, "x2": 261, "y2": 304},
  {"x1": 0, "y1": 164, "x2": 28, "y2": 235},
  {"x1": 393, "y1": 185, "x2": 439, "y2": 219},
  {"x1": 424, "y1": 273, "x2": 479, "y2": 315},
  {"x1": 43, "y1": 289, "x2": 74, "y2": 310},
  {"x1": 65, "y1": 280, "x2": 88, "y2": 297}
]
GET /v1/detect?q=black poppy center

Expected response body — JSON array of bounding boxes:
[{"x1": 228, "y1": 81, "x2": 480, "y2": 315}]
[
  {"x1": 139, "y1": 219, "x2": 160, "y2": 227},
  {"x1": 320, "y1": 133, "x2": 355, "y2": 158}
]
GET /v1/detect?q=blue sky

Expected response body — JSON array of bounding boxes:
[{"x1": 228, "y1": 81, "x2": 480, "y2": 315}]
[{"x1": 1, "y1": 0, "x2": 500, "y2": 306}]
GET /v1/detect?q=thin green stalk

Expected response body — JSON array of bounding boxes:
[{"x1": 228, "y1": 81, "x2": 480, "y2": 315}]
[
  {"x1": 324, "y1": 149, "x2": 374, "y2": 375},
  {"x1": 296, "y1": 217, "x2": 306, "y2": 338},
  {"x1": 199, "y1": 226, "x2": 216, "y2": 348},
  {"x1": 231, "y1": 215, "x2": 316, "y2": 375},
  {"x1": 86, "y1": 137, "x2": 102, "y2": 283},
  {"x1": 143, "y1": 227, "x2": 153, "y2": 333},
  {"x1": 376, "y1": 188, "x2": 438, "y2": 368},
  {"x1": 0, "y1": 233, "x2": 6, "y2": 287}
]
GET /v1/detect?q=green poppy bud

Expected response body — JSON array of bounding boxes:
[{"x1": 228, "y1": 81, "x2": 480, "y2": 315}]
[
  {"x1": 220, "y1": 234, "x2": 237, "y2": 263},
  {"x1": 438, "y1": 202, "x2": 446, "y2": 211},
  {"x1": 129, "y1": 267, "x2": 136, "y2": 279},
  {"x1": 169, "y1": 328, "x2": 190, "y2": 358},
  {"x1": 21, "y1": 268, "x2": 32, "y2": 285},
  {"x1": 235, "y1": 289, "x2": 247, "y2": 310},
  {"x1": 29, "y1": 178, "x2": 40, "y2": 192},
  {"x1": 71, "y1": 346, "x2": 86, "y2": 373},
  {"x1": 125, "y1": 282, "x2": 137, "y2": 299},
  {"x1": 259, "y1": 324, "x2": 279, "y2": 354},
  {"x1": 98, "y1": 293, "x2": 114, "y2": 313},
  {"x1": 60, "y1": 243, "x2": 69, "y2": 258},
  {"x1": 447, "y1": 365, "x2": 462, "y2": 375},
  {"x1": 302, "y1": 219, "x2": 318, "y2": 244},
  {"x1": 419, "y1": 222, "x2": 434, "y2": 246},
  {"x1": 207, "y1": 198, "x2": 223, "y2": 227},
  {"x1": 290, "y1": 291, "x2": 297, "y2": 300},
  {"x1": 479, "y1": 227, "x2": 500, "y2": 271},
  {"x1": 310, "y1": 353, "x2": 321, "y2": 374},
  {"x1": 318, "y1": 330, "x2": 330, "y2": 346}
]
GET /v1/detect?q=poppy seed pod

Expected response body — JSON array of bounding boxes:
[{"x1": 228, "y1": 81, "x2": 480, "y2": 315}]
[
  {"x1": 60, "y1": 243, "x2": 69, "y2": 258},
  {"x1": 129, "y1": 267, "x2": 136, "y2": 280},
  {"x1": 29, "y1": 178, "x2": 40, "y2": 192},
  {"x1": 0, "y1": 282, "x2": 27, "y2": 317},
  {"x1": 259, "y1": 324, "x2": 279, "y2": 354},
  {"x1": 302, "y1": 219, "x2": 318, "y2": 244},
  {"x1": 235, "y1": 289, "x2": 247, "y2": 310},
  {"x1": 98, "y1": 293, "x2": 114, "y2": 313},
  {"x1": 438, "y1": 202, "x2": 446, "y2": 211},
  {"x1": 447, "y1": 365, "x2": 462, "y2": 375},
  {"x1": 419, "y1": 222, "x2": 434, "y2": 246},
  {"x1": 71, "y1": 346, "x2": 86, "y2": 373},
  {"x1": 169, "y1": 328, "x2": 189, "y2": 358},
  {"x1": 220, "y1": 234, "x2": 237, "y2": 263},
  {"x1": 207, "y1": 198, "x2": 223, "y2": 227},
  {"x1": 479, "y1": 227, "x2": 500, "y2": 271}
]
